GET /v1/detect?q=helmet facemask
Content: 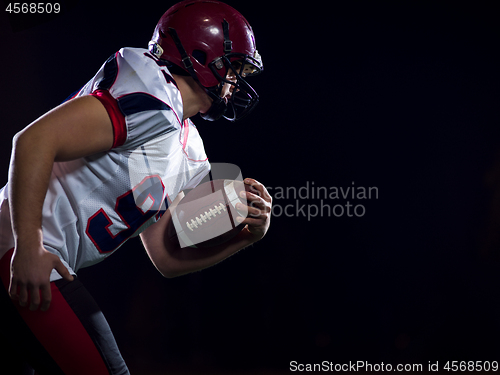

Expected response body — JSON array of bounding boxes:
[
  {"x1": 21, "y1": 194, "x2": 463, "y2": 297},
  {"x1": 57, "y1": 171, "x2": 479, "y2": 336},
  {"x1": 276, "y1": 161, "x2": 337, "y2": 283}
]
[{"x1": 203, "y1": 52, "x2": 262, "y2": 122}]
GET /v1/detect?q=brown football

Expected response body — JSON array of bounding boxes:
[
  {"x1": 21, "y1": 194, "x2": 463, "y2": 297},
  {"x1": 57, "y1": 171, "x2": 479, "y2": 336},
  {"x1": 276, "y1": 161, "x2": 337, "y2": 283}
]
[{"x1": 167, "y1": 179, "x2": 254, "y2": 248}]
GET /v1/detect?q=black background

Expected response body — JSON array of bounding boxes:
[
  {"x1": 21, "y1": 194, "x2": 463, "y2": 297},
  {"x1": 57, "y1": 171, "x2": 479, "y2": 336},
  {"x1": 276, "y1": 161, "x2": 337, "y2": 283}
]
[{"x1": 1, "y1": 1, "x2": 500, "y2": 374}]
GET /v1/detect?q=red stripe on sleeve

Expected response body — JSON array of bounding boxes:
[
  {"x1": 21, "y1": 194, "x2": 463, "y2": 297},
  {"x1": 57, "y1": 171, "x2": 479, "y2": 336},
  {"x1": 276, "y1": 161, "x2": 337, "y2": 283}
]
[{"x1": 90, "y1": 89, "x2": 127, "y2": 148}]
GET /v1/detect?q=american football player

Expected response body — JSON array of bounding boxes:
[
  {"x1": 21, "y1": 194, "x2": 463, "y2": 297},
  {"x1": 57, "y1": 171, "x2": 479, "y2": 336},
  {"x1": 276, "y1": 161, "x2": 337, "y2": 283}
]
[{"x1": 0, "y1": 1, "x2": 272, "y2": 374}]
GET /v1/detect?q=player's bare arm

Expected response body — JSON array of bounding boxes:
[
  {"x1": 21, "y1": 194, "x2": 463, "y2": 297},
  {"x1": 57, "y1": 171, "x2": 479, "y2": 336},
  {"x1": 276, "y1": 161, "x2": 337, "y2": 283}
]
[
  {"x1": 8, "y1": 96, "x2": 114, "y2": 311},
  {"x1": 140, "y1": 178, "x2": 272, "y2": 278}
]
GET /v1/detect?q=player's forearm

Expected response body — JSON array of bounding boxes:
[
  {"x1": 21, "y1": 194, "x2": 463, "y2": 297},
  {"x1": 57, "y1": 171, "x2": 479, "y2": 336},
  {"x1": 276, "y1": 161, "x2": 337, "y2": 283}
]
[
  {"x1": 8, "y1": 129, "x2": 55, "y2": 248},
  {"x1": 142, "y1": 216, "x2": 256, "y2": 278},
  {"x1": 143, "y1": 179, "x2": 272, "y2": 278},
  {"x1": 160, "y1": 229, "x2": 255, "y2": 278}
]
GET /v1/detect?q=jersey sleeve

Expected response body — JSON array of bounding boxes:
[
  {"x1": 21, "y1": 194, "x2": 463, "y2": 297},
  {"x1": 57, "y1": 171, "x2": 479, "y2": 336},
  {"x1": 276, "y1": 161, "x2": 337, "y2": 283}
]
[
  {"x1": 81, "y1": 48, "x2": 185, "y2": 150},
  {"x1": 89, "y1": 90, "x2": 127, "y2": 148}
]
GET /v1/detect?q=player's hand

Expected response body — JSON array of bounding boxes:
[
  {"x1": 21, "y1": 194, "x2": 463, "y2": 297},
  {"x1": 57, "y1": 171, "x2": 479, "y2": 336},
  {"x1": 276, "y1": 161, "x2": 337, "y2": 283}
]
[
  {"x1": 9, "y1": 245, "x2": 74, "y2": 311},
  {"x1": 237, "y1": 178, "x2": 272, "y2": 242}
]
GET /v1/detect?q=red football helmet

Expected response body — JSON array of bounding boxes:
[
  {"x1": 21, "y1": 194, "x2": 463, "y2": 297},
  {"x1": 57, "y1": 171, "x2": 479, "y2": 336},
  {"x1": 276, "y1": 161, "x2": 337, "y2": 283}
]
[{"x1": 149, "y1": 0, "x2": 263, "y2": 121}]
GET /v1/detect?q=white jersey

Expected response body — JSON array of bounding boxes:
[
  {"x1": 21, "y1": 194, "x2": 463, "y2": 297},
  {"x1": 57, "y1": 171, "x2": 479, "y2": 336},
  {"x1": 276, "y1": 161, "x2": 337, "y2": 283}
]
[{"x1": 0, "y1": 47, "x2": 210, "y2": 280}]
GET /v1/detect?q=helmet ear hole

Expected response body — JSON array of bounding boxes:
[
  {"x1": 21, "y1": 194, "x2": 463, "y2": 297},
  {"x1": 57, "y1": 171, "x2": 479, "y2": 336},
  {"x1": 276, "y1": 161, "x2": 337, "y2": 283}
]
[{"x1": 192, "y1": 50, "x2": 207, "y2": 66}]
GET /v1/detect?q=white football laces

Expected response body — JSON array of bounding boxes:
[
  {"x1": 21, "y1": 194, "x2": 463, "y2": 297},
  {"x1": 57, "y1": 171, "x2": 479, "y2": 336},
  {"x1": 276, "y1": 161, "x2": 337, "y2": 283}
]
[{"x1": 186, "y1": 203, "x2": 227, "y2": 231}]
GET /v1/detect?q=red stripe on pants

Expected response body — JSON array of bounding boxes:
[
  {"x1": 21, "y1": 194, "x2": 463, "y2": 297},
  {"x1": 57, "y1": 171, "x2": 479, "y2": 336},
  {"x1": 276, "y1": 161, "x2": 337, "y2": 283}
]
[{"x1": 0, "y1": 249, "x2": 110, "y2": 375}]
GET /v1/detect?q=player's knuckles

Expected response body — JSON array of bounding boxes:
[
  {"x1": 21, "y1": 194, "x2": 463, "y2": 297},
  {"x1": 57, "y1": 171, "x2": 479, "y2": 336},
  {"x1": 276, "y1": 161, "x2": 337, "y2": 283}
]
[
  {"x1": 247, "y1": 193, "x2": 262, "y2": 203},
  {"x1": 245, "y1": 190, "x2": 261, "y2": 200},
  {"x1": 11, "y1": 273, "x2": 24, "y2": 282},
  {"x1": 257, "y1": 186, "x2": 272, "y2": 203},
  {"x1": 248, "y1": 206, "x2": 263, "y2": 217},
  {"x1": 27, "y1": 279, "x2": 44, "y2": 289},
  {"x1": 254, "y1": 200, "x2": 271, "y2": 214},
  {"x1": 263, "y1": 199, "x2": 272, "y2": 212},
  {"x1": 244, "y1": 178, "x2": 258, "y2": 185},
  {"x1": 248, "y1": 200, "x2": 265, "y2": 213},
  {"x1": 267, "y1": 192, "x2": 273, "y2": 203},
  {"x1": 258, "y1": 183, "x2": 270, "y2": 195},
  {"x1": 245, "y1": 179, "x2": 265, "y2": 191},
  {"x1": 245, "y1": 206, "x2": 257, "y2": 216}
]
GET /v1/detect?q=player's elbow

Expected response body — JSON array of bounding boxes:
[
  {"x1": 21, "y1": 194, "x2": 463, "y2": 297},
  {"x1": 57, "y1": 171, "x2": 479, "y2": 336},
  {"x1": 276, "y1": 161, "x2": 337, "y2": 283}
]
[
  {"x1": 12, "y1": 126, "x2": 56, "y2": 162},
  {"x1": 12, "y1": 129, "x2": 32, "y2": 151},
  {"x1": 158, "y1": 253, "x2": 200, "y2": 278},
  {"x1": 158, "y1": 264, "x2": 185, "y2": 279},
  {"x1": 151, "y1": 254, "x2": 185, "y2": 278},
  {"x1": 12, "y1": 130, "x2": 22, "y2": 146},
  {"x1": 145, "y1": 246, "x2": 186, "y2": 278},
  {"x1": 162, "y1": 271, "x2": 183, "y2": 279},
  {"x1": 158, "y1": 265, "x2": 179, "y2": 278}
]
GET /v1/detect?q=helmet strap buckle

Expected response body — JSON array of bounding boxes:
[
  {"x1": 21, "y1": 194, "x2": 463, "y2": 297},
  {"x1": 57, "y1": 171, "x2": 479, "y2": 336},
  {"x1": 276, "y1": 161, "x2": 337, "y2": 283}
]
[
  {"x1": 168, "y1": 27, "x2": 197, "y2": 80},
  {"x1": 222, "y1": 19, "x2": 232, "y2": 54}
]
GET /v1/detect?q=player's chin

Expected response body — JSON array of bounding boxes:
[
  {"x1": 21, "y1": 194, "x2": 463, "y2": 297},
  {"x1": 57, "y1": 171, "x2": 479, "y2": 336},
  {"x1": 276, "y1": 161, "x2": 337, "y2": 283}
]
[{"x1": 198, "y1": 103, "x2": 214, "y2": 118}]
